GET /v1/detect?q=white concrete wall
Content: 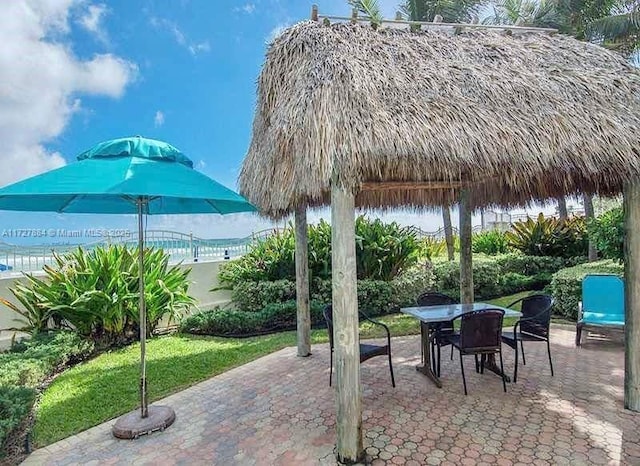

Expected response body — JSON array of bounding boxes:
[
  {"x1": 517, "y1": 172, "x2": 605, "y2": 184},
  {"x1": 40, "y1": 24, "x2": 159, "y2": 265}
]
[{"x1": 0, "y1": 259, "x2": 232, "y2": 349}]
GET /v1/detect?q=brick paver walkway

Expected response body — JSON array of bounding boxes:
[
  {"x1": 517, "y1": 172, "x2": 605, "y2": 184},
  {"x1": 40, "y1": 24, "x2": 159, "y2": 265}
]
[{"x1": 22, "y1": 326, "x2": 640, "y2": 465}]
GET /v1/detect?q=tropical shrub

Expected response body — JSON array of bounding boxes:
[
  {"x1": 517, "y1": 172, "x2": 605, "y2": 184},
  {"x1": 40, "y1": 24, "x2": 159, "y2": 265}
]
[
  {"x1": 588, "y1": 207, "x2": 624, "y2": 262},
  {"x1": 231, "y1": 280, "x2": 297, "y2": 313},
  {"x1": 500, "y1": 272, "x2": 550, "y2": 294},
  {"x1": 307, "y1": 219, "x2": 332, "y2": 278},
  {"x1": 472, "y1": 230, "x2": 509, "y2": 255},
  {"x1": 0, "y1": 386, "x2": 36, "y2": 460},
  {"x1": 432, "y1": 258, "x2": 503, "y2": 300},
  {"x1": 0, "y1": 331, "x2": 94, "y2": 388},
  {"x1": 0, "y1": 246, "x2": 194, "y2": 347},
  {"x1": 390, "y1": 264, "x2": 437, "y2": 308},
  {"x1": 0, "y1": 331, "x2": 94, "y2": 461},
  {"x1": 179, "y1": 301, "x2": 326, "y2": 336},
  {"x1": 355, "y1": 217, "x2": 421, "y2": 280},
  {"x1": 430, "y1": 254, "x2": 568, "y2": 300},
  {"x1": 223, "y1": 264, "x2": 435, "y2": 325},
  {"x1": 493, "y1": 254, "x2": 569, "y2": 276},
  {"x1": 549, "y1": 260, "x2": 624, "y2": 320},
  {"x1": 311, "y1": 279, "x2": 397, "y2": 316},
  {"x1": 219, "y1": 217, "x2": 422, "y2": 286},
  {"x1": 506, "y1": 214, "x2": 588, "y2": 258},
  {"x1": 418, "y1": 236, "x2": 447, "y2": 260}
]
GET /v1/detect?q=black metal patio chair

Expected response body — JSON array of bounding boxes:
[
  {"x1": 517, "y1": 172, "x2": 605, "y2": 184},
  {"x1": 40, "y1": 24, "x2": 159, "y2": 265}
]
[
  {"x1": 323, "y1": 305, "x2": 395, "y2": 387},
  {"x1": 447, "y1": 309, "x2": 507, "y2": 395},
  {"x1": 416, "y1": 292, "x2": 458, "y2": 377},
  {"x1": 501, "y1": 294, "x2": 555, "y2": 383}
]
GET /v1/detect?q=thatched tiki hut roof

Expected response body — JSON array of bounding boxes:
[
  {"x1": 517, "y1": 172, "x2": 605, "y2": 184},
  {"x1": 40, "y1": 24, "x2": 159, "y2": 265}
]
[{"x1": 239, "y1": 21, "x2": 640, "y2": 217}]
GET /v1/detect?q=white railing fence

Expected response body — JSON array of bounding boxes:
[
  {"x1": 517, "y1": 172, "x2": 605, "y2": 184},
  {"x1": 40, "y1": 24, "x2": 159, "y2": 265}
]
[
  {"x1": 0, "y1": 209, "x2": 583, "y2": 274},
  {"x1": 0, "y1": 230, "x2": 254, "y2": 274}
]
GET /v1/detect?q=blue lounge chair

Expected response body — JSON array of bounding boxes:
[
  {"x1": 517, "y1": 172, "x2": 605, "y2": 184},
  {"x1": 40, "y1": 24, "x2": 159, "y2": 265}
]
[{"x1": 576, "y1": 274, "x2": 624, "y2": 346}]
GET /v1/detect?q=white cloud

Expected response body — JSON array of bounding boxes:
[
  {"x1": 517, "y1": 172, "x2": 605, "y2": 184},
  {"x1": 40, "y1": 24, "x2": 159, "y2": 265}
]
[
  {"x1": 77, "y1": 3, "x2": 108, "y2": 43},
  {"x1": 189, "y1": 41, "x2": 210, "y2": 55},
  {"x1": 234, "y1": 3, "x2": 256, "y2": 14},
  {"x1": 154, "y1": 110, "x2": 165, "y2": 127},
  {"x1": 150, "y1": 17, "x2": 211, "y2": 56},
  {"x1": 0, "y1": 0, "x2": 137, "y2": 186}
]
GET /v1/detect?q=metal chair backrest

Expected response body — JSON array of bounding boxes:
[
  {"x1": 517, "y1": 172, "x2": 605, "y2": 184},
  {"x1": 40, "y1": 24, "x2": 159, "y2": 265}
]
[
  {"x1": 417, "y1": 292, "x2": 457, "y2": 306},
  {"x1": 459, "y1": 309, "x2": 505, "y2": 352},
  {"x1": 582, "y1": 275, "x2": 624, "y2": 324},
  {"x1": 520, "y1": 294, "x2": 554, "y2": 338}
]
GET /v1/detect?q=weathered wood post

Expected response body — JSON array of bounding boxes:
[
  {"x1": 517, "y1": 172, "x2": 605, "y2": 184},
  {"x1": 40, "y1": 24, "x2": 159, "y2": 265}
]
[
  {"x1": 459, "y1": 190, "x2": 474, "y2": 304},
  {"x1": 557, "y1": 196, "x2": 568, "y2": 222},
  {"x1": 295, "y1": 204, "x2": 311, "y2": 357},
  {"x1": 583, "y1": 194, "x2": 597, "y2": 261},
  {"x1": 624, "y1": 182, "x2": 640, "y2": 410},
  {"x1": 443, "y1": 207, "x2": 455, "y2": 261},
  {"x1": 331, "y1": 173, "x2": 363, "y2": 463}
]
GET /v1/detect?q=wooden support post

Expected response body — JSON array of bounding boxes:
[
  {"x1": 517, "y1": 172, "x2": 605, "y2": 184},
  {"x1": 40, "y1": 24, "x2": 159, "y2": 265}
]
[
  {"x1": 331, "y1": 176, "x2": 363, "y2": 463},
  {"x1": 351, "y1": 8, "x2": 358, "y2": 23},
  {"x1": 295, "y1": 204, "x2": 311, "y2": 357},
  {"x1": 311, "y1": 4, "x2": 318, "y2": 21},
  {"x1": 459, "y1": 190, "x2": 474, "y2": 304},
  {"x1": 443, "y1": 207, "x2": 455, "y2": 261},
  {"x1": 557, "y1": 196, "x2": 568, "y2": 222},
  {"x1": 624, "y1": 181, "x2": 640, "y2": 411},
  {"x1": 584, "y1": 194, "x2": 597, "y2": 261}
]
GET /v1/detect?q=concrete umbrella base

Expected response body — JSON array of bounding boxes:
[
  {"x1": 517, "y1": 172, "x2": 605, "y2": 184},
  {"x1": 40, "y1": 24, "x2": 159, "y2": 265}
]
[{"x1": 112, "y1": 406, "x2": 176, "y2": 439}]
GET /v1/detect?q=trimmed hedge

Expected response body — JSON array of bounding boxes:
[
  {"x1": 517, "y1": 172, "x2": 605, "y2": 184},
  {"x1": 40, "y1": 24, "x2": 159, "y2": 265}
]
[
  {"x1": 549, "y1": 260, "x2": 624, "y2": 320},
  {"x1": 192, "y1": 254, "x2": 586, "y2": 338},
  {"x1": 431, "y1": 254, "x2": 575, "y2": 301},
  {"x1": 231, "y1": 280, "x2": 297, "y2": 313},
  {"x1": 181, "y1": 265, "x2": 437, "y2": 336},
  {"x1": 0, "y1": 332, "x2": 94, "y2": 388},
  {"x1": 179, "y1": 301, "x2": 326, "y2": 336},
  {"x1": 493, "y1": 254, "x2": 567, "y2": 276},
  {"x1": 0, "y1": 386, "x2": 36, "y2": 459},
  {"x1": 0, "y1": 331, "x2": 94, "y2": 460},
  {"x1": 231, "y1": 265, "x2": 436, "y2": 317}
]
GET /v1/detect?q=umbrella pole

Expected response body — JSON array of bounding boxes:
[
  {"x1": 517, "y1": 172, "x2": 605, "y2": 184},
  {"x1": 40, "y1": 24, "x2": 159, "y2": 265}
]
[
  {"x1": 111, "y1": 198, "x2": 176, "y2": 439},
  {"x1": 138, "y1": 199, "x2": 148, "y2": 419}
]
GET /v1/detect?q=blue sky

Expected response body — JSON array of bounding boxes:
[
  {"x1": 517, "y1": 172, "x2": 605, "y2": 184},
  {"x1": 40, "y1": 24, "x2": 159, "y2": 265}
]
[{"x1": 0, "y1": 0, "x2": 562, "y2": 244}]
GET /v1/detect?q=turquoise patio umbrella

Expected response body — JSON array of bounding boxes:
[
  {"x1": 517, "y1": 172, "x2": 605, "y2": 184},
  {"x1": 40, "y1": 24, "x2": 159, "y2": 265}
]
[{"x1": 0, "y1": 136, "x2": 256, "y2": 437}]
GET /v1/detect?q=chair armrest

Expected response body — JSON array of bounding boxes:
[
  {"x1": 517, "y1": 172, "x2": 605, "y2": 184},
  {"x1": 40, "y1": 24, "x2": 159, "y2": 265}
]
[
  {"x1": 359, "y1": 311, "x2": 392, "y2": 341},
  {"x1": 506, "y1": 297, "x2": 524, "y2": 310},
  {"x1": 515, "y1": 303, "x2": 553, "y2": 324}
]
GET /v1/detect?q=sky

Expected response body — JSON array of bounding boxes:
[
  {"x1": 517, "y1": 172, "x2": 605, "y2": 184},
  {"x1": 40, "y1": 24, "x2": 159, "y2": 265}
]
[{"x1": 0, "y1": 0, "x2": 570, "y2": 245}]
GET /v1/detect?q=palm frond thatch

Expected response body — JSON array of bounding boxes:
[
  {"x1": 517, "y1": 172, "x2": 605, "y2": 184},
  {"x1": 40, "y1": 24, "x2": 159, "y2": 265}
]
[{"x1": 239, "y1": 21, "x2": 640, "y2": 218}]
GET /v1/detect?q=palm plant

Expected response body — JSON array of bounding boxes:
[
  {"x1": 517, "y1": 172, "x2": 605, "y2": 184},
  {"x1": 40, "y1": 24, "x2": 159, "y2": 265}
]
[
  {"x1": 348, "y1": 0, "x2": 384, "y2": 24},
  {"x1": 0, "y1": 246, "x2": 194, "y2": 346},
  {"x1": 483, "y1": 0, "x2": 566, "y2": 28},
  {"x1": 586, "y1": 0, "x2": 640, "y2": 56},
  {"x1": 400, "y1": 0, "x2": 484, "y2": 22}
]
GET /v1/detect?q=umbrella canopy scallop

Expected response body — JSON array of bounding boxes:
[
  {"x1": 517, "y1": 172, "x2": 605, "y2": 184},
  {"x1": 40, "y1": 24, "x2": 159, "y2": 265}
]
[{"x1": 0, "y1": 136, "x2": 255, "y2": 215}]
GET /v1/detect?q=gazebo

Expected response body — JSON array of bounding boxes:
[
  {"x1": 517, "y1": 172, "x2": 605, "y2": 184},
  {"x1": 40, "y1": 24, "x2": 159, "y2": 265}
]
[{"x1": 239, "y1": 7, "x2": 640, "y2": 463}]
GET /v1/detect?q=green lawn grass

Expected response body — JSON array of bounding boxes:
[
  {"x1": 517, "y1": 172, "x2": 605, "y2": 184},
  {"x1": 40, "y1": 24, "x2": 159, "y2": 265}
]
[{"x1": 33, "y1": 291, "x2": 537, "y2": 447}]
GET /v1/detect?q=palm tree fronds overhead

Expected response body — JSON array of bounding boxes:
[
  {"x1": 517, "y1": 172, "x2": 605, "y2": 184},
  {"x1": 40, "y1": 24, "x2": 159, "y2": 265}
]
[
  {"x1": 348, "y1": 0, "x2": 384, "y2": 24},
  {"x1": 239, "y1": 22, "x2": 640, "y2": 218}
]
